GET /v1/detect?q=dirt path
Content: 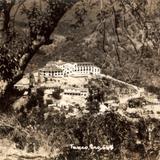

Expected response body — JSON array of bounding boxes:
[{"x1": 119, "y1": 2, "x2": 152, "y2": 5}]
[{"x1": 100, "y1": 74, "x2": 143, "y2": 103}]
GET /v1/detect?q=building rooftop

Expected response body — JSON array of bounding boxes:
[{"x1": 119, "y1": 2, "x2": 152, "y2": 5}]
[
  {"x1": 47, "y1": 60, "x2": 67, "y2": 66},
  {"x1": 46, "y1": 60, "x2": 94, "y2": 66},
  {"x1": 63, "y1": 87, "x2": 88, "y2": 91},
  {"x1": 41, "y1": 65, "x2": 63, "y2": 72},
  {"x1": 15, "y1": 77, "x2": 30, "y2": 86},
  {"x1": 76, "y1": 62, "x2": 94, "y2": 65}
]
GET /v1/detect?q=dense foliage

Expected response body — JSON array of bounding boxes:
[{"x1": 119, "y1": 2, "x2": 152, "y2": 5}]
[{"x1": 1, "y1": 103, "x2": 159, "y2": 159}]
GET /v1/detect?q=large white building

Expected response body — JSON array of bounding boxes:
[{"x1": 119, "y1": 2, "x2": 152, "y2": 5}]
[{"x1": 39, "y1": 60, "x2": 101, "y2": 78}]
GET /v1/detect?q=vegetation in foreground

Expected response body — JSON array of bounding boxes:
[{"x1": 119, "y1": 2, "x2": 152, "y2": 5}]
[{"x1": 0, "y1": 88, "x2": 160, "y2": 160}]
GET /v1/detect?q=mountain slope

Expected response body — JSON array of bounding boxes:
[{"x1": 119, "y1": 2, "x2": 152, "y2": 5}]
[{"x1": 27, "y1": 0, "x2": 160, "y2": 94}]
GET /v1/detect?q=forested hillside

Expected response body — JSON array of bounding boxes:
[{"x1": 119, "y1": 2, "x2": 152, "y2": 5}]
[{"x1": 28, "y1": 0, "x2": 160, "y2": 95}]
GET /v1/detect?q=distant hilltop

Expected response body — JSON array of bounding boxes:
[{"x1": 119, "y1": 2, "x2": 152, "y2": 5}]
[{"x1": 39, "y1": 60, "x2": 101, "y2": 78}]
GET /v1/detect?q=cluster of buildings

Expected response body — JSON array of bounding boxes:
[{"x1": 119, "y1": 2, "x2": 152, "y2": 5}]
[
  {"x1": 14, "y1": 60, "x2": 160, "y2": 120},
  {"x1": 39, "y1": 60, "x2": 101, "y2": 79},
  {"x1": 14, "y1": 60, "x2": 101, "y2": 107}
]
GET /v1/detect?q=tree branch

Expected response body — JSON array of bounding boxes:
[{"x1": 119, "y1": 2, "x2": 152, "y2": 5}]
[{"x1": 0, "y1": 0, "x2": 80, "y2": 97}]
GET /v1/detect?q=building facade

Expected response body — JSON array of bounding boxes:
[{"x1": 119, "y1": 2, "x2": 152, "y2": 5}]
[
  {"x1": 62, "y1": 88, "x2": 89, "y2": 97},
  {"x1": 39, "y1": 60, "x2": 101, "y2": 78}
]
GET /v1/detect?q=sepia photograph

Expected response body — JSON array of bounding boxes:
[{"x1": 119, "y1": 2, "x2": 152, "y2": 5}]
[{"x1": 0, "y1": 0, "x2": 160, "y2": 159}]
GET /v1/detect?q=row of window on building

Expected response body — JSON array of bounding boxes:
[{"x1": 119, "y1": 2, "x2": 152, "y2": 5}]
[
  {"x1": 63, "y1": 92, "x2": 88, "y2": 97},
  {"x1": 40, "y1": 70, "x2": 100, "y2": 77}
]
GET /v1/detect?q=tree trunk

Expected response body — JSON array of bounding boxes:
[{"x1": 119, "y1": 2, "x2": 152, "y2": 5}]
[
  {"x1": 0, "y1": 0, "x2": 79, "y2": 109},
  {"x1": 0, "y1": 9, "x2": 7, "y2": 43}
]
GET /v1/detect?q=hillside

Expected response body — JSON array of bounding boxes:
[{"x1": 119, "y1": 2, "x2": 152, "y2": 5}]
[
  {"x1": 1, "y1": 1, "x2": 159, "y2": 159},
  {"x1": 24, "y1": 0, "x2": 160, "y2": 97}
]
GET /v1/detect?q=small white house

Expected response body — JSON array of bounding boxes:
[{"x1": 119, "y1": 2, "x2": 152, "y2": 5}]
[{"x1": 14, "y1": 76, "x2": 30, "y2": 90}]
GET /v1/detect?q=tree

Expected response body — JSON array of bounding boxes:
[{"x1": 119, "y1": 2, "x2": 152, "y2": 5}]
[{"x1": 0, "y1": 0, "x2": 79, "y2": 107}]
